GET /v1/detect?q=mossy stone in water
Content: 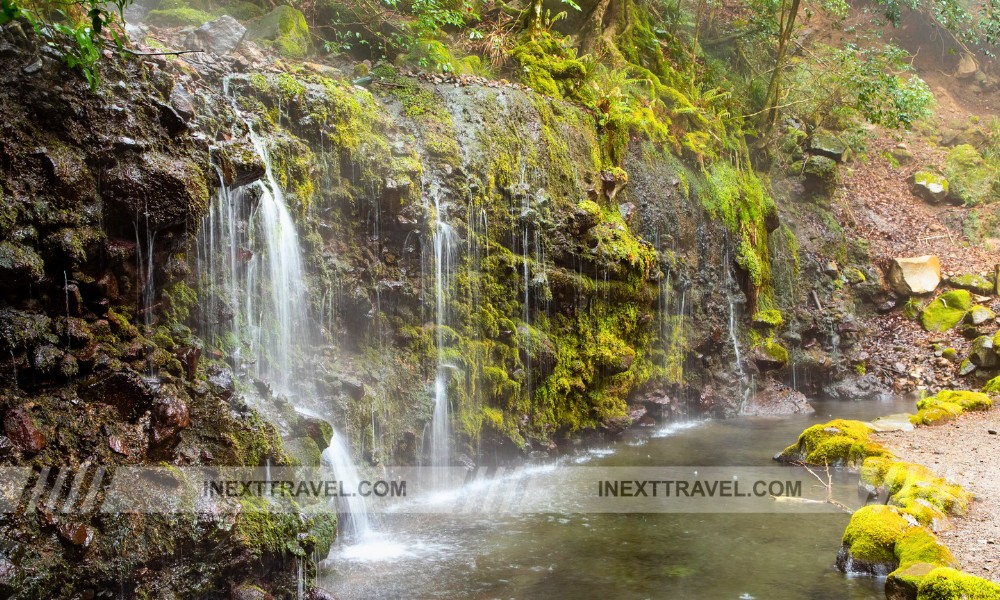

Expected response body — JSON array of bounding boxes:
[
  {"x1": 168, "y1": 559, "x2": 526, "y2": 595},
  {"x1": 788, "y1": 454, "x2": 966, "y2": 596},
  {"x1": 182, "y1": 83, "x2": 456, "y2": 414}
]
[
  {"x1": 837, "y1": 505, "x2": 910, "y2": 574},
  {"x1": 916, "y1": 567, "x2": 1000, "y2": 599},
  {"x1": 910, "y1": 390, "x2": 992, "y2": 426},
  {"x1": 777, "y1": 419, "x2": 889, "y2": 467},
  {"x1": 920, "y1": 289, "x2": 972, "y2": 332},
  {"x1": 861, "y1": 456, "x2": 970, "y2": 524}
]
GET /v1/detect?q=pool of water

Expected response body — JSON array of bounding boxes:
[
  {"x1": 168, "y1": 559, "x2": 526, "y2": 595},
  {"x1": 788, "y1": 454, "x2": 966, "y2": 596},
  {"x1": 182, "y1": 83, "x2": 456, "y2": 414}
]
[{"x1": 317, "y1": 397, "x2": 914, "y2": 599}]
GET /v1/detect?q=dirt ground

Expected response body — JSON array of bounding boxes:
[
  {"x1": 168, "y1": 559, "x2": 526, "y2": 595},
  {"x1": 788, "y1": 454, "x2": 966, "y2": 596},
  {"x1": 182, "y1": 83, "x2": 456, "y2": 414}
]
[{"x1": 872, "y1": 407, "x2": 1000, "y2": 582}]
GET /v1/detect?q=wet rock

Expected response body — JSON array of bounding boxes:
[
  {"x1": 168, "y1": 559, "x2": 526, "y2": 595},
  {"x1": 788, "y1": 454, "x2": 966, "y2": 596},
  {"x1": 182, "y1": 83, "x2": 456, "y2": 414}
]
[
  {"x1": 184, "y1": 16, "x2": 246, "y2": 56},
  {"x1": 169, "y1": 83, "x2": 195, "y2": 121},
  {"x1": 150, "y1": 388, "x2": 190, "y2": 445},
  {"x1": 232, "y1": 584, "x2": 274, "y2": 600},
  {"x1": 80, "y1": 371, "x2": 155, "y2": 420},
  {"x1": 968, "y1": 335, "x2": 999, "y2": 368},
  {"x1": 909, "y1": 172, "x2": 950, "y2": 204},
  {"x1": 108, "y1": 435, "x2": 128, "y2": 456},
  {"x1": 339, "y1": 375, "x2": 365, "y2": 400},
  {"x1": 207, "y1": 365, "x2": 235, "y2": 401},
  {"x1": 809, "y1": 129, "x2": 848, "y2": 162},
  {"x1": 216, "y1": 139, "x2": 266, "y2": 187},
  {"x1": 57, "y1": 522, "x2": 94, "y2": 547},
  {"x1": 740, "y1": 381, "x2": 813, "y2": 416},
  {"x1": 956, "y1": 52, "x2": 978, "y2": 79},
  {"x1": 4, "y1": 406, "x2": 45, "y2": 453},
  {"x1": 306, "y1": 590, "x2": 336, "y2": 600},
  {"x1": 293, "y1": 414, "x2": 333, "y2": 448},
  {"x1": 888, "y1": 256, "x2": 940, "y2": 296},
  {"x1": 174, "y1": 345, "x2": 201, "y2": 380},
  {"x1": 32, "y1": 344, "x2": 63, "y2": 376},
  {"x1": 155, "y1": 100, "x2": 187, "y2": 137},
  {"x1": 885, "y1": 562, "x2": 936, "y2": 600},
  {"x1": 103, "y1": 151, "x2": 209, "y2": 231},
  {"x1": 0, "y1": 307, "x2": 50, "y2": 353},
  {"x1": 0, "y1": 241, "x2": 44, "y2": 290}
]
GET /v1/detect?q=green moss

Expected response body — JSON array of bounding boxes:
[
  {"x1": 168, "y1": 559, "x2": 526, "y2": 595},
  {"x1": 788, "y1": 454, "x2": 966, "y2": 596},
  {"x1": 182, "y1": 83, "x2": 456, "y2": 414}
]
[
  {"x1": 841, "y1": 505, "x2": 910, "y2": 566},
  {"x1": 861, "y1": 456, "x2": 970, "y2": 524},
  {"x1": 778, "y1": 419, "x2": 891, "y2": 466},
  {"x1": 920, "y1": 289, "x2": 972, "y2": 332},
  {"x1": 944, "y1": 144, "x2": 999, "y2": 206},
  {"x1": 161, "y1": 280, "x2": 198, "y2": 324},
  {"x1": 983, "y1": 375, "x2": 1000, "y2": 394},
  {"x1": 146, "y1": 7, "x2": 214, "y2": 27},
  {"x1": 950, "y1": 273, "x2": 994, "y2": 294},
  {"x1": 246, "y1": 6, "x2": 312, "y2": 58},
  {"x1": 916, "y1": 567, "x2": 1000, "y2": 599},
  {"x1": 511, "y1": 32, "x2": 587, "y2": 101},
  {"x1": 759, "y1": 337, "x2": 789, "y2": 364},
  {"x1": 233, "y1": 495, "x2": 306, "y2": 557},
  {"x1": 896, "y1": 528, "x2": 956, "y2": 570},
  {"x1": 910, "y1": 390, "x2": 992, "y2": 425}
]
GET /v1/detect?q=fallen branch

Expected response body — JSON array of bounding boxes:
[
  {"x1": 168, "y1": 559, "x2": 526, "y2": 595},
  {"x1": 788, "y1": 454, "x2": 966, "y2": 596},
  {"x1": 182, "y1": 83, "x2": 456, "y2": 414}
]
[{"x1": 120, "y1": 48, "x2": 205, "y2": 56}]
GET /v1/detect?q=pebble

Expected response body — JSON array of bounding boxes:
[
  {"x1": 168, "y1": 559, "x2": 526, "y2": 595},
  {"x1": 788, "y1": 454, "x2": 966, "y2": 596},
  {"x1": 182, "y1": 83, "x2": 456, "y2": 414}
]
[
  {"x1": 989, "y1": 429, "x2": 997, "y2": 435},
  {"x1": 21, "y1": 58, "x2": 42, "y2": 74}
]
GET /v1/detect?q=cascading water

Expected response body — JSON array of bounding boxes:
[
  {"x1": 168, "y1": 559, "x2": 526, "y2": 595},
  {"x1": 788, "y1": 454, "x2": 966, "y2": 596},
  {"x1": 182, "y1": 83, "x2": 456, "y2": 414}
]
[
  {"x1": 196, "y1": 76, "x2": 374, "y2": 545},
  {"x1": 429, "y1": 189, "x2": 456, "y2": 474},
  {"x1": 723, "y1": 247, "x2": 752, "y2": 413},
  {"x1": 321, "y1": 428, "x2": 374, "y2": 541}
]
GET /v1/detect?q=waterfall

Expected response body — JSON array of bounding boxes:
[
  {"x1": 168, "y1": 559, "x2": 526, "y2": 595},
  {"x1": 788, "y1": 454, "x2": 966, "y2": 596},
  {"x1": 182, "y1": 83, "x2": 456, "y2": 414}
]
[
  {"x1": 429, "y1": 190, "x2": 455, "y2": 473},
  {"x1": 723, "y1": 247, "x2": 752, "y2": 412},
  {"x1": 321, "y1": 429, "x2": 373, "y2": 541},
  {"x1": 195, "y1": 76, "x2": 374, "y2": 547}
]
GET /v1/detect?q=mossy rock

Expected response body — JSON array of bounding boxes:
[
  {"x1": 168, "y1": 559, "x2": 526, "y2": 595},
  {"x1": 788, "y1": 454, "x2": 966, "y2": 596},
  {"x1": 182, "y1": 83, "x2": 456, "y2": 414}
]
[
  {"x1": 910, "y1": 171, "x2": 950, "y2": 204},
  {"x1": 803, "y1": 155, "x2": 839, "y2": 195},
  {"x1": 510, "y1": 32, "x2": 587, "y2": 101},
  {"x1": 919, "y1": 290, "x2": 972, "y2": 332},
  {"x1": 968, "y1": 335, "x2": 999, "y2": 368},
  {"x1": 950, "y1": 273, "x2": 994, "y2": 295},
  {"x1": 837, "y1": 505, "x2": 910, "y2": 574},
  {"x1": 965, "y1": 305, "x2": 995, "y2": 326},
  {"x1": 753, "y1": 337, "x2": 789, "y2": 371},
  {"x1": 843, "y1": 266, "x2": 866, "y2": 284},
  {"x1": 752, "y1": 309, "x2": 783, "y2": 329},
  {"x1": 861, "y1": 456, "x2": 970, "y2": 523},
  {"x1": 983, "y1": 374, "x2": 1000, "y2": 394},
  {"x1": 809, "y1": 129, "x2": 849, "y2": 162},
  {"x1": 146, "y1": 7, "x2": 215, "y2": 27},
  {"x1": 944, "y1": 144, "x2": 999, "y2": 206},
  {"x1": 777, "y1": 419, "x2": 890, "y2": 467},
  {"x1": 0, "y1": 241, "x2": 44, "y2": 290},
  {"x1": 246, "y1": 6, "x2": 312, "y2": 58},
  {"x1": 916, "y1": 567, "x2": 1000, "y2": 599},
  {"x1": 910, "y1": 390, "x2": 992, "y2": 426}
]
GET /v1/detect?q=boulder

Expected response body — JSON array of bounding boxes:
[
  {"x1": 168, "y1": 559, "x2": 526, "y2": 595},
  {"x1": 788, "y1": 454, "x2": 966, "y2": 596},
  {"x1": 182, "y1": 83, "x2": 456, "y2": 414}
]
[
  {"x1": 803, "y1": 155, "x2": 839, "y2": 194},
  {"x1": 888, "y1": 256, "x2": 940, "y2": 296},
  {"x1": 183, "y1": 15, "x2": 246, "y2": 56},
  {"x1": 965, "y1": 305, "x2": 994, "y2": 326},
  {"x1": 80, "y1": 371, "x2": 155, "y2": 420},
  {"x1": 3, "y1": 406, "x2": 45, "y2": 453},
  {"x1": 245, "y1": 6, "x2": 311, "y2": 58},
  {"x1": 886, "y1": 562, "x2": 936, "y2": 600},
  {"x1": 909, "y1": 172, "x2": 950, "y2": 204},
  {"x1": 968, "y1": 335, "x2": 999, "y2": 368},
  {"x1": 920, "y1": 290, "x2": 972, "y2": 332},
  {"x1": 150, "y1": 388, "x2": 190, "y2": 445},
  {"x1": 0, "y1": 241, "x2": 43, "y2": 291},
  {"x1": 956, "y1": 53, "x2": 978, "y2": 79},
  {"x1": 809, "y1": 129, "x2": 848, "y2": 162},
  {"x1": 740, "y1": 380, "x2": 813, "y2": 416},
  {"x1": 949, "y1": 273, "x2": 994, "y2": 295}
]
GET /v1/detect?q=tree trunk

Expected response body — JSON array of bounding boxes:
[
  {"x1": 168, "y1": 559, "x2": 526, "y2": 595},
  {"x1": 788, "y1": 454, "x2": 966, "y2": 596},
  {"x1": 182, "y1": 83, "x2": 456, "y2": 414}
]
[{"x1": 762, "y1": 0, "x2": 800, "y2": 134}]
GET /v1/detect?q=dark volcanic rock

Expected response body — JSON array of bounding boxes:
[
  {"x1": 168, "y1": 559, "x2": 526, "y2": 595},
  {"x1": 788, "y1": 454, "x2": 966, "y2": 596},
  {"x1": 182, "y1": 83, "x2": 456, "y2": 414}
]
[
  {"x1": 80, "y1": 371, "x2": 155, "y2": 420},
  {"x1": 4, "y1": 406, "x2": 45, "y2": 453}
]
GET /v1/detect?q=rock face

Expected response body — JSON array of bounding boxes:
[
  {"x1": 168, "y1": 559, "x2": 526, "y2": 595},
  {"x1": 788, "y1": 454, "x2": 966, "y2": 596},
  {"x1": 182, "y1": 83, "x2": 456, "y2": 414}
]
[
  {"x1": 739, "y1": 380, "x2": 813, "y2": 416},
  {"x1": 888, "y1": 256, "x2": 940, "y2": 296},
  {"x1": 910, "y1": 172, "x2": 950, "y2": 204},
  {"x1": 183, "y1": 15, "x2": 246, "y2": 56}
]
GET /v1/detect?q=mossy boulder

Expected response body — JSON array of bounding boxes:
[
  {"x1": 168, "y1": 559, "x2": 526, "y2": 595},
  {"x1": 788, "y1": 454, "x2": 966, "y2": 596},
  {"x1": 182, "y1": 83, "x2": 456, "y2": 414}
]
[
  {"x1": 776, "y1": 419, "x2": 890, "y2": 466},
  {"x1": 837, "y1": 505, "x2": 911, "y2": 575},
  {"x1": 965, "y1": 305, "x2": 995, "y2": 326},
  {"x1": 983, "y1": 374, "x2": 1000, "y2": 394},
  {"x1": 950, "y1": 273, "x2": 994, "y2": 295},
  {"x1": 803, "y1": 155, "x2": 839, "y2": 195},
  {"x1": 0, "y1": 241, "x2": 44, "y2": 290},
  {"x1": 968, "y1": 335, "x2": 999, "y2": 368},
  {"x1": 146, "y1": 7, "x2": 215, "y2": 27},
  {"x1": 752, "y1": 337, "x2": 789, "y2": 371},
  {"x1": 944, "y1": 144, "x2": 999, "y2": 206},
  {"x1": 809, "y1": 129, "x2": 849, "y2": 162},
  {"x1": 860, "y1": 456, "x2": 970, "y2": 525},
  {"x1": 910, "y1": 172, "x2": 950, "y2": 204},
  {"x1": 919, "y1": 289, "x2": 972, "y2": 332},
  {"x1": 183, "y1": 15, "x2": 247, "y2": 56},
  {"x1": 916, "y1": 567, "x2": 1000, "y2": 599},
  {"x1": 838, "y1": 505, "x2": 955, "y2": 578},
  {"x1": 246, "y1": 6, "x2": 312, "y2": 58},
  {"x1": 910, "y1": 390, "x2": 992, "y2": 425}
]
